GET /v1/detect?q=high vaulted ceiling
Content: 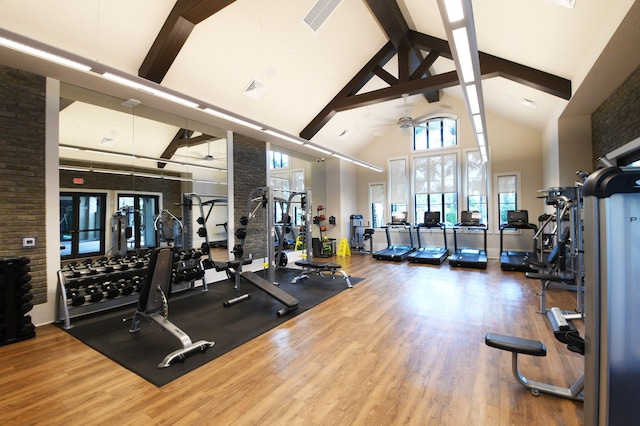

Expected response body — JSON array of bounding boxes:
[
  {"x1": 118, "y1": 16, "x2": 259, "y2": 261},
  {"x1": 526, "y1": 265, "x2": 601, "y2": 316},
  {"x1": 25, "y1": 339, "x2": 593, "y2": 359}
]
[{"x1": 0, "y1": 0, "x2": 638, "y2": 162}]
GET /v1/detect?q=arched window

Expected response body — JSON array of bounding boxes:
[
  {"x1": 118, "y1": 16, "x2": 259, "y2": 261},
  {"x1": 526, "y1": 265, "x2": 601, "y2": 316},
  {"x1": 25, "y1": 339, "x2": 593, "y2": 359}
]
[{"x1": 413, "y1": 115, "x2": 457, "y2": 151}]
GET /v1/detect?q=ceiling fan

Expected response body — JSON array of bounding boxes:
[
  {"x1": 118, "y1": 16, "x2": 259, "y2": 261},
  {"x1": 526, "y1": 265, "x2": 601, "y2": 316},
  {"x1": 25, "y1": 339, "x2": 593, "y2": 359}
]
[
  {"x1": 174, "y1": 139, "x2": 226, "y2": 163},
  {"x1": 396, "y1": 94, "x2": 416, "y2": 132},
  {"x1": 357, "y1": 93, "x2": 420, "y2": 136}
]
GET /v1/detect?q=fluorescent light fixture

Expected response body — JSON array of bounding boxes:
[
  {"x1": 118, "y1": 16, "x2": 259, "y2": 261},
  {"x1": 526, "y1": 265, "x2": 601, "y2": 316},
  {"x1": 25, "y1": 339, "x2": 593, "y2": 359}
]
[
  {"x1": 59, "y1": 144, "x2": 225, "y2": 172},
  {"x1": 0, "y1": 36, "x2": 92, "y2": 72},
  {"x1": 263, "y1": 129, "x2": 305, "y2": 145},
  {"x1": 92, "y1": 168, "x2": 131, "y2": 176},
  {"x1": 102, "y1": 72, "x2": 199, "y2": 108},
  {"x1": 465, "y1": 85, "x2": 480, "y2": 114},
  {"x1": 472, "y1": 114, "x2": 483, "y2": 133},
  {"x1": 452, "y1": 28, "x2": 474, "y2": 83},
  {"x1": 332, "y1": 153, "x2": 353, "y2": 162},
  {"x1": 202, "y1": 108, "x2": 263, "y2": 130},
  {"x1": 303, "y1": 143, "x2": 332, "y2": 155},
  {"x1": 84, "y1": 148, "x2": 127, "y2": 158},
  {"x1": 443, "y1": 0, "x2": 465, "y2": 22},
  {"x1": 477, "y1": 133, "x2": 486, "y2": 147},
  {"x1": 438, "y1": 0, "x2": 489, "y2": 163},
  {"x1": 59, "y1": 165, "x2": 90, "y2": 172}
]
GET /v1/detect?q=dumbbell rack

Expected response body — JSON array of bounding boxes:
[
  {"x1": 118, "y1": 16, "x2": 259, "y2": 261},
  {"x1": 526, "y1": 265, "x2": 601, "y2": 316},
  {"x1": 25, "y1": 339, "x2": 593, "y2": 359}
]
[
  {"x1": 56, "y1": 250, "x2": 206, "y2": 329},
  {"x1": 0, "y1": 256, "x2": 36, "y2": 345}
]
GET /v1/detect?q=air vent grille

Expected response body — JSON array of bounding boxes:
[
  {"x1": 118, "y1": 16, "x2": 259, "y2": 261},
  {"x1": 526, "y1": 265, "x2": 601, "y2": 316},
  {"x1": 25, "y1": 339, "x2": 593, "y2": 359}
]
[
  {"x1": 242, "y1": 79, "x2": 268, "y2": 100},
  {"x1": 303, "y1": 0, "x2": 342, "y2": 32}
]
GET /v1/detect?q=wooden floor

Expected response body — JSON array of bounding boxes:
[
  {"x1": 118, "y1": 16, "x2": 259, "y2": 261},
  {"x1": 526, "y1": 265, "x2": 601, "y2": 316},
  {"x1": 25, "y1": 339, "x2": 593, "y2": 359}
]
[{"x1": 0, "y1": 254, "x2": 584, "y2": 425}]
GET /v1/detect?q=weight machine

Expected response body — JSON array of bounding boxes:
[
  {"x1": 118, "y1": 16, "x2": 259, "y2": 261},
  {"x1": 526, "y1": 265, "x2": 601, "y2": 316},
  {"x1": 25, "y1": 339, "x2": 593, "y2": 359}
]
[
  {"x1": 153, "y1": 209, "x2": 184, "y2": 248},
  {"x1": 526, "y1": 186, "x2": 584, "y2": 319},
  {"x1": 583, "y1": 166, "x2": 640, "y2": 425},
  {"x1": 221, "y1": 186, "x2": 312, "y2": 316}
]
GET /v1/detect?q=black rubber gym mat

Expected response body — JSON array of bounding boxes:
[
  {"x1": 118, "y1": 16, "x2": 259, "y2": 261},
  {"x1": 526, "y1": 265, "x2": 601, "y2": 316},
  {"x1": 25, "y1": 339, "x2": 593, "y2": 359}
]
[{"x1": 61, "y1": 268, "x2": 363, "y2": 387}]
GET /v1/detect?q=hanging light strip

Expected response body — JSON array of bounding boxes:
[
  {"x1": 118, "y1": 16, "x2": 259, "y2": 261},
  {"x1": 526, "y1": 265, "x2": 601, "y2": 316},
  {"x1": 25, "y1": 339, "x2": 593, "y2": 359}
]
[
  {"x1": 437, "y1": 0, "x2": 489, "y2": 162},
  {"x1": 58, "y1": 165, "x2": 226, "y2": 184},
  {"x1": 59, "y1": 144, "x2": 226, "y2": 172},
  {"x1": 0, "y1": 27, "x2": 383, "y2": 172}
]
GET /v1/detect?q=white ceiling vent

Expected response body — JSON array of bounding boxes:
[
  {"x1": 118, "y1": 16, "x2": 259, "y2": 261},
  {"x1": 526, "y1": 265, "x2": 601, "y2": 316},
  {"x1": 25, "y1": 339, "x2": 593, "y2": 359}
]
[
  {"x1": 242, "y1": 79, "x2": 268, "y2": 100},
  {"x1": 303, "y1": 0, "x2": 342, "y2": 32}
]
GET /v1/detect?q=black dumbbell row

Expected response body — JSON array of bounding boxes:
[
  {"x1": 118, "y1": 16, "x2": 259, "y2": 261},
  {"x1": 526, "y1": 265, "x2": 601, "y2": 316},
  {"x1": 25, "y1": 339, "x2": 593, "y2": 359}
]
[{"x1": 63, "y1": 248, "x2": 208, "y2": 307}]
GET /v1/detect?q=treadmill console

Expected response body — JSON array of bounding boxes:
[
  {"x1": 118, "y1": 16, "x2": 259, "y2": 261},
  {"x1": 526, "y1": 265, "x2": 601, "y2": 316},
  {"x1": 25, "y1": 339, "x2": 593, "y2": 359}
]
[
  {"x1": 458, "y1": 211, "x2": 482, "y2": 227},
  {"x1": 507, "y1": 210, "x2": 528, "y2": 224},
  {"x1": 391, "y1": 211, "x2": 408, "y2": 225}
]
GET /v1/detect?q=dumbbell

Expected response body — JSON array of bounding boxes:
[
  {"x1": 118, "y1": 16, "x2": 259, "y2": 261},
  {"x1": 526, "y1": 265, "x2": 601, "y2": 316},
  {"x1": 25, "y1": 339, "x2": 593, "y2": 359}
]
[
  {"x1": 84, "y1": 285, "x2": 104, "y2": 302},
  {"x1": 101, "y1": 282, "x2": 120, "y2": 299},
  {"x1": 67, "y1": 287, "x2": 86, "y2": 306},
  {"x1": 131, "y1": 276, "x2": 144, "y2": 292},
  {"x1": 117, "y1": 279, "x2": 134, "y2": 296}
]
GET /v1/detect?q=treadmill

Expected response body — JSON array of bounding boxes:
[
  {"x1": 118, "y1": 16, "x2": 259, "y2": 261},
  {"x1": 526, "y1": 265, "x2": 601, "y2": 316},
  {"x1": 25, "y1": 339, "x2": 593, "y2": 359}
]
[
  {"x1": 407, "y1": 211, "x2": 449, "y2": 265},
  {"x1": 499, "y1": 210, "x2": 538, "y2": 272},
  {"x1": 449, "y1": 211, "x2": 488, "y2": 269},
  {"x1": 372, "y1": 211, "x2": 415, "y2": 261}
]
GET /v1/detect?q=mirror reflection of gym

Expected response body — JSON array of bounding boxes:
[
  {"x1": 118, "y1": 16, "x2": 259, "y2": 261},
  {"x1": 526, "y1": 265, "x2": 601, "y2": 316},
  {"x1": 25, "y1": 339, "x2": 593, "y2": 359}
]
[{"x1": 58, "y1": 84, "x2": 228, "y2": 263}]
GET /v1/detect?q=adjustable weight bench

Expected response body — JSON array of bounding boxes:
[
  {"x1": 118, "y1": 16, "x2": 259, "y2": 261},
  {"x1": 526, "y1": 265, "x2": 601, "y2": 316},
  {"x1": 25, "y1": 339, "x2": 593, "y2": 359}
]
[
  {"x1": 291, "y1": 260, "x2": 352, "y2": 288},
  {"x1": 129, "y1": 247, "x2": 215, "y2": 368},
  {"x1": 485, "y1": 333, "x2": 584, "y2": 401}
]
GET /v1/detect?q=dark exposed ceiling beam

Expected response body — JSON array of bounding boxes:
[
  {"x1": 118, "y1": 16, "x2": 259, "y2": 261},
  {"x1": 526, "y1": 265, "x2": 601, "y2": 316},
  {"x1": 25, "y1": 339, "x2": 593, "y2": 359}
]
[
  {"x1": 299, "y1": 41, "x2": 397, "y2": 140},
  {"x1": 336, "y1": 71, "x2": 460, "y2": 111},
  {"x1": 157, "y1": 129, "x2": 219, "y2": 168},
  {"x1": 364, "y1": 0, "x2": 439, "y2": 102},
  {"x1": 410, "y1": 30, "x2": 571, "y2": 99},
  {"x1": 301, "y1": 28, "x2": 571, "y2": 140},
  {"x1": 139, "y1": 0, "x2": 236, "y2": 83}
]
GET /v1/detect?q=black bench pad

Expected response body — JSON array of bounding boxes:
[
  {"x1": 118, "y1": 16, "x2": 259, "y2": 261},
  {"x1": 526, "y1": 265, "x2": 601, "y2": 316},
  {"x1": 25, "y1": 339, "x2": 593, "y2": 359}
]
[
  {"x1": 295, "y1": 260, "x2": 342, "y2": 269},
  {"x1": 485, "y1": 333, "x2": 547, "y2": 357}
]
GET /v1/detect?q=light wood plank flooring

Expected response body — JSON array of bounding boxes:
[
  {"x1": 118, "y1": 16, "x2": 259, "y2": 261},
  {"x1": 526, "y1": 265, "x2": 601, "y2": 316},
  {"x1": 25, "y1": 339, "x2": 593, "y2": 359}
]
[{"x1": 0, "y1": 255, "x2": 584, "y2": 425}]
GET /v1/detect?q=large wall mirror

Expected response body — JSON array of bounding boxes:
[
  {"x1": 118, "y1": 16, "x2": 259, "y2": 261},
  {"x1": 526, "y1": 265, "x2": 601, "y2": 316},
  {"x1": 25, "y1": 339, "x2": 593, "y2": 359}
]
[
  {"x1": 58, "y1": 83, "x2": 228, "y2": 262},
  {"x1": 57, "y1": 83, "x2": 326, "y2": 265}
]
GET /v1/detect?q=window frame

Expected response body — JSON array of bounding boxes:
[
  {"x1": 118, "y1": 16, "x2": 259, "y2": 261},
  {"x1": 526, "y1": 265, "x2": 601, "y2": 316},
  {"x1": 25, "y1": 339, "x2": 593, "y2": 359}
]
[
  {"x1": 388, "y1": 156, "x2": 409, "y2": 223},
  {"x1": 60, "y1": 191, "x2": 108, "y2": 260},
  {"x1": 369, "y1": 182, "x2": 386, "y2": 228},
  {"x1": 464, "y1": 149, "x2": 489, "y2": 228},
  {"x1": 495, "y1": 172, "x2": 522, "y2": 232},
  {"x1": 413, "y1": 113, "x2": 459, "y2": 152},
  {"x1": 411, "y1": 150, "x2": 459, "y2": 227}
]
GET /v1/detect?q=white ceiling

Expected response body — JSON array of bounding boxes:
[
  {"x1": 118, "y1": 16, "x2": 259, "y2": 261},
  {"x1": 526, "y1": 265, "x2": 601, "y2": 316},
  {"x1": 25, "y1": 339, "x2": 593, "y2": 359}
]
[{"x1": 0, "y1": 0, "x2": 638, "y2": 162}]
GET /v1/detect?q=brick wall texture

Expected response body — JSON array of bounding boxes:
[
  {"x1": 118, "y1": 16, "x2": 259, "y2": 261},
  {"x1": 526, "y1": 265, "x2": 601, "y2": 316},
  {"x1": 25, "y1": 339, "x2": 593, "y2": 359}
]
[
  {"x1": 592, "y1": 64, "x2": 640, "y2": 165},
  {"x1": 233, "y1": 134, "x2": 267, "y2": 260},
  {"x1": 0, "y1": 65, "x2": 47, "y2": 304}
]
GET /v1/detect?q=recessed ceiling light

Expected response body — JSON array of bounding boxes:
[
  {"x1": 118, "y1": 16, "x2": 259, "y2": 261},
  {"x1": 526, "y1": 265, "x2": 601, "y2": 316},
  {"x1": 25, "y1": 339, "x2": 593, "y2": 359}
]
[{"x1": 519, "y1": 97, "x2": 539, "y2": 109}]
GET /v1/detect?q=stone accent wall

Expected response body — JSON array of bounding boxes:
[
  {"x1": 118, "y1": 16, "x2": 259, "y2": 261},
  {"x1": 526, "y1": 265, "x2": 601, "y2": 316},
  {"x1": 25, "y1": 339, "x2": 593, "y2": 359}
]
[
  {"x1": 592, "y1": 64, "x2": 640, "y2": 165},
  {"x1": 0, "y1": 65, "x2": 47, "y2": 304},
  {"x1": 232, "y1": 134, "x2": 267, "y2": 260}
]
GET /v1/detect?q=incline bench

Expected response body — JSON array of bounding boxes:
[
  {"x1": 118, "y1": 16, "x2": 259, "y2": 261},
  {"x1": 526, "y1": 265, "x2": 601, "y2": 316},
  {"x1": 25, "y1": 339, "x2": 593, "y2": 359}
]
[{"x1": 291, "y1": 260, "x2": 352, "y2": 288}]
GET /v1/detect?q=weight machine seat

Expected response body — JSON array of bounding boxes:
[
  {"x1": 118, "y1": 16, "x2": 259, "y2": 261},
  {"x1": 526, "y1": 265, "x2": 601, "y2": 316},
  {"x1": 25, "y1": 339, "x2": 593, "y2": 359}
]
[
  {"x1": 292, "y1": 260, "x2": 352, "y2": 288},
  {"x1": 129, "y1": 247, "x2": 214, "y2": 368},
  {"x1": 485, "y1": 332, "x2": 584, "y2": 401},
  {"x1": 485, "y1": 333, "x2": 546, "y2": 357}
]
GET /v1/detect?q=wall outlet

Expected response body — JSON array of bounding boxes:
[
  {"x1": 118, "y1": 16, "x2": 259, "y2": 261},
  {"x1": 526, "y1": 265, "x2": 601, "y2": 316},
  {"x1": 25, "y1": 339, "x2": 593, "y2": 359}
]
[{"x1": 22, "y1": 237, "x2": 36, "y2": 248}]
